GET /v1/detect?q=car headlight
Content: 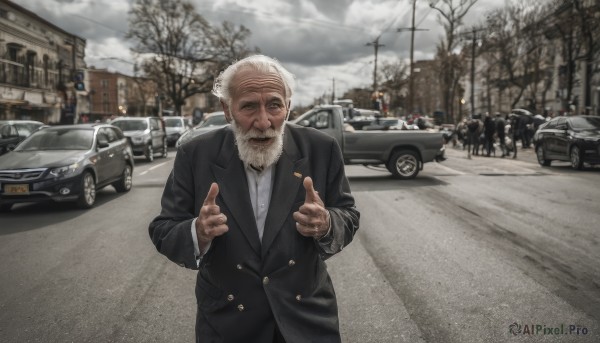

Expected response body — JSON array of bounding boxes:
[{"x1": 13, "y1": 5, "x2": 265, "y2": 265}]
[{"x1": 50, "y1": 163, "x2": 81, "y2": 178}]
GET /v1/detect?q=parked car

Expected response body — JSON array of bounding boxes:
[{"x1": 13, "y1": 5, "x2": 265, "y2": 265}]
[
  {"x1": 0, "y1": 123, "x2": 134, "y2": 211},
  {"x1": 163, "y1": 116, "x2": 189, "y2": 147},
  {"x1": 533, "y1": 115, "x2": 600, "y2": 169},
  {"x1": 0, "y1": 120, "x2": 45, "y2": 155},
  {"x1": 175, "y1": 111, "x2": 228, "y2": 148},
  {"x1": 110, "y1": 116, "x2": 167, "y2": 162}
]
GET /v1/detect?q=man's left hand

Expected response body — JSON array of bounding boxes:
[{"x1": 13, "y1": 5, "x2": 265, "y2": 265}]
[{"x1": 293, "y1": 177, "x2": 330, "y2": 239}]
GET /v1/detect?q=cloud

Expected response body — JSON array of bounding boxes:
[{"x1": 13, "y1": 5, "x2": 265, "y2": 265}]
[{"x1": 16, "y1": 0, "x2": 503, "y2": 107}]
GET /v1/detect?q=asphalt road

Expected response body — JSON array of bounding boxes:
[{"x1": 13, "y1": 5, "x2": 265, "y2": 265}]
[{"x1": 1, "y1": 146, "x2": 599, "y2": 342}]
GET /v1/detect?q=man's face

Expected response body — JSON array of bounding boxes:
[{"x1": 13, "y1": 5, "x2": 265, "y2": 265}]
[{"x1": 223, "y1": 68, "x2": 290, "y2": 167}]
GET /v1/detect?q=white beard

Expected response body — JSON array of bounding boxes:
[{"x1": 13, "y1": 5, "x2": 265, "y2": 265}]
[{"x1": 231, "y1": 120, "x2": 285, "y2": 168}]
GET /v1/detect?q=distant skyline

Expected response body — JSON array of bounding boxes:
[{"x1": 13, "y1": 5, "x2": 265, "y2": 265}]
[{"x1": 18, "y1": 0, "x2": 506, "y2": 107}]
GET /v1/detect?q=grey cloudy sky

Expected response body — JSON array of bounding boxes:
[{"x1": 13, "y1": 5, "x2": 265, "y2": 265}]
[{"x1": 18, "y1": 0, "x2": 505, "y2": 107}]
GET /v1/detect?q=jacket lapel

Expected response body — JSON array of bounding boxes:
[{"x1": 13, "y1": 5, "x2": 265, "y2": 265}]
[
  {"x1": 211, "y1": 129, "x2": 262, "y2": 256},
  {"x1": 261, "y1": 127, "x2": 307, "y2": 258}
]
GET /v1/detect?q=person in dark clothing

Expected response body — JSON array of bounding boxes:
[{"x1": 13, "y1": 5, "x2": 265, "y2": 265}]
[
  {"x1": 483, "y1": 113, "x2": 496, "y2": 157},
  {"x1": 148, "y1": 55, "x2": 359, "y2": 343},
  {"x1": 495, "y1": 112, "x2": 507, "y2": 157}
]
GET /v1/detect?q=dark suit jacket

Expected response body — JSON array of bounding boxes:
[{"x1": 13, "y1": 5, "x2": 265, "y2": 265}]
[{"x1": 149, "y1": 124, "x2": 360, "y2": 343}]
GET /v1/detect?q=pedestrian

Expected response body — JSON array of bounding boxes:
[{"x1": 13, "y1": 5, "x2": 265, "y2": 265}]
[
  {"x1": 148, "y1": 55, "x2": 360, "y2": 343},
  {"x1": 483, "y1": 112, "x2": 496, "y2": 157},
  {"x1": 509, "y1": 113, "x2": 520, "y2": 159},
  {"x1": 495, "y1": 112, "x2": 507, "y2": 157}
]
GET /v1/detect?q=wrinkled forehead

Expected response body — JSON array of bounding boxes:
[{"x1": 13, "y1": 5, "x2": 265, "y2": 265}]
[{"x1": 230, "y1": 67, "x2": 287, "y2": 99}]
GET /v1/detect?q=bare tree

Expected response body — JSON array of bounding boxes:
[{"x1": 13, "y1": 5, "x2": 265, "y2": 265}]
[
  {"x1": 127, "y1": 0, "x2": 257, "y2": 116},
  {"x1": 428, "y1": 0, "x2": 478, "y2": 123},
  {"x1": 379, "y1": 59, "x2": 409, "y2": 116}
]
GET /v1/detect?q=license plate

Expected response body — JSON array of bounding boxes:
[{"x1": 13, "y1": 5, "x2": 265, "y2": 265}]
[{"x1": 4, "y1": 184, "x2": 29, "y2": 195}]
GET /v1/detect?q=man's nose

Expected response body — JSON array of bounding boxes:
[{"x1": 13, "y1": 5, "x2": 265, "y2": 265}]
[{"x1": 253, "y1": 106, "x2": 272, "y2": 130}]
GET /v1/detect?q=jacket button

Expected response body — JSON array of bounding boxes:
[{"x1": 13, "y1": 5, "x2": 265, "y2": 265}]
[
  {"x1": 237, "y1": 304, "x2": 244, "y2": 312},
  {"x1": 288, "y1": 259, "x2": 296, "y2": 267},
  {"x1": 227, "y1": 294, "x2": 234, "y2": 301},
  {"x1": 296, "y1": 294, "x2": 302, "y2": 301},
  {"x1": 236, "y1": 264, "x2": 243, "y2": 270},
  {"x1": 262, "y1": 276, "x2": 270, "y2": 285}
]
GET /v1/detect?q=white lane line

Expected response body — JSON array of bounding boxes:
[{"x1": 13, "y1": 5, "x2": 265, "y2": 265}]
[
  {"x1": 431, "y1": 162, "x2": 467, "y2": 175},
  {"x1": 138, "y1": 161, "x2": 169, "y2": 175}
]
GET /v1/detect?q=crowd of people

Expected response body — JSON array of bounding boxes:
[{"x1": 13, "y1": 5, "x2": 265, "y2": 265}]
[{"x1": 455, "y1": 111, "x2": 547, "y2": 159}]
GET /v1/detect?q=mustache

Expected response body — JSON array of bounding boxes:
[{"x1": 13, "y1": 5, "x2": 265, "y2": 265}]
[{"x1": 238, "y1": 128, "x2": 279, "y2": 140}]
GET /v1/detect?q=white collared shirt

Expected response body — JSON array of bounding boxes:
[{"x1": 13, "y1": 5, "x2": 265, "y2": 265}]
[{"x1": 191, "y1": 164, "x2": 274, "y2": 261}]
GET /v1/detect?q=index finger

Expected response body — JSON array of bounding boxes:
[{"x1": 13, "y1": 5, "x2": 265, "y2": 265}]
[{"x1": 203, "y1": 183, "x2": 219, "y2": 206}]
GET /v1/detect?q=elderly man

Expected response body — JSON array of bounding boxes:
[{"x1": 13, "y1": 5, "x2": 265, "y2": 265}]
[{"x1": 149, "y1": 55, "x2": 360, "y2": 343}]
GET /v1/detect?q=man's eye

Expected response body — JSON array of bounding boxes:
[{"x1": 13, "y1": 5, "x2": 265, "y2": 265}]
[{"x1": 268, "y1": 103, "x2": 283, "y2": 109}]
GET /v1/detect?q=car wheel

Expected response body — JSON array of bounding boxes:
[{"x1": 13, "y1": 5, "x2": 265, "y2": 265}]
[
  {"x1": 0, "y1": 203, "x2": 13, "y2": 212},
  {"x1": 113, "y1": 164, "x2": 133, "y2": 193},
  {"x1": 387, "y1": 150, "x2": 420, "y2": 179},
  {"x1": 162, "y1": 139, "x2": 168, "y2": 158},
  {"x1": 570, "y1": 146, "x2": 583, "y2": 170},
  {"x1": 146, "y1": 144, "x2": 154, "y2": 162},
  {"x1": 76, "y1": 172, "x2": 96, "y2": 209},
  {"x1": 536, "y1": 145, "x2": 551, "y2": 166}
]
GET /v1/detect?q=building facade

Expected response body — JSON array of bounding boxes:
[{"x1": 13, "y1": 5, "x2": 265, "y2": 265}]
[{"x1": 0, "y1": 0, "x2": 86, "y2": 124}]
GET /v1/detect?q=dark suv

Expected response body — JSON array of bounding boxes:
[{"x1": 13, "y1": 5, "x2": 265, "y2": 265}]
[
  {"x1": 110, "y1": 116, "x2": 167, "y2": 162},
  {"x1": 0, "y1": 123, "x2": 134, "y2": 211}
]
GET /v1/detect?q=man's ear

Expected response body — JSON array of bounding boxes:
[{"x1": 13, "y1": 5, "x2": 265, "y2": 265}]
[{"x1": 221, "y1": 100, "x2": 232, "y2": 123}]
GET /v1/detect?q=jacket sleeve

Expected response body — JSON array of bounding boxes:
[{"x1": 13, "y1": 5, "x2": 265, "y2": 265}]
[
  {"x1": 148, "y1": 148, "x2": 200, "y2": 270},
  {"x1": 315, "y1": 138, "x2": 360, "y2": 260}
]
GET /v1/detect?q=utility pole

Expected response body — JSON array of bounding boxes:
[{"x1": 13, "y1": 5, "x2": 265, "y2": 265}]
[
  {"x1": 398, "y1": 0, "x2": 428, "y2": 115},
  {"x1": 366, "y1": 35, "x2": 385, "y2": 92},
  {"x1": 332, "y1": 78, "x2": 335, "y2": 103}
]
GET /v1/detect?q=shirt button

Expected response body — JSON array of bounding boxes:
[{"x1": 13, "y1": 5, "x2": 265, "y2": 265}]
[
  {"x1": 288, "y1": 259, "x2": 296, "y2": 267},
  {"x1": 296, "y1": 294, "x2": 302, "y2": 301},
  {"x1": 262, "y1": 276, "x2": 270, "y2": 285},
  {"x1": 236, "y1": 264, "x2": 243, "y2": 270},
  {"x1": 227, "y1": 294, "x2": 234, "y2": 301},
  {"x1": 237, "y1": 304, "x2": 244, "y2": 312}
]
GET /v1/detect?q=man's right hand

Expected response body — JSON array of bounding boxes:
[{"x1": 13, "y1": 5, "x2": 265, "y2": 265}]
[{"x1": 196, "y1": 183, "x2": 228, "y2": 252}]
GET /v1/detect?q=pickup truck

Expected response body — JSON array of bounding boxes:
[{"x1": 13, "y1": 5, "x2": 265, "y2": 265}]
[{"x1": 292, "y1": 105, "x2": 445, "y2": 179}]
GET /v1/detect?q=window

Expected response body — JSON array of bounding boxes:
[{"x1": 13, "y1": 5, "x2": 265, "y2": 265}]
[
  {"x1": 101, "y1": 127, "x2": 117, "y2": 143},
  {"x1": 43, "y1": 55, "x2": 49, "y2": 87},
  {"x1": 101, "y1": 80, "x2": 109, "y2": 88}
]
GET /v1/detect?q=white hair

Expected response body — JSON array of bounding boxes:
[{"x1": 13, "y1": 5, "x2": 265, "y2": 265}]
[{"x1": 212, "y1": 55, "x2": 295, "y2": 106}]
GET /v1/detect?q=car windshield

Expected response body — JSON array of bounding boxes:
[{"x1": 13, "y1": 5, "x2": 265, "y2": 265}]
[
  {"x1": 164, "y1": 118, "x2": 183, "y2": 128},
  {"x1": 112, "y1": 120, "x2": 148, "y2": 131},
  {"x1": 15, "y1": 128, "x2": 94, "y2": 151},
  {"x1": 569, "y1": 117, "x2": 600, "y2": 130},
  {"x1": 199, "y1": 115, "x2": 227, "y2": 128}
]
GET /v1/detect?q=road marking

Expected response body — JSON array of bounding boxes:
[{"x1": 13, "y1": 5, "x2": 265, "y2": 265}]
[
  {"x1": 431, "y1": 162, "x2": 466, "y2": 175},
  {"x1": 139, "y1": 161, "x2": 169, "y2": 175}
]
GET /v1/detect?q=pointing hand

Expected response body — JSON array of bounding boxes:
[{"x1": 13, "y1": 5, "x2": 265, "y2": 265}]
[
  {"x1": 293, "y1": 177, "x2": 330, "y2": 239},
  {"x1": 196, "y1": 183, "x2": 228, "y2": 251}
]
